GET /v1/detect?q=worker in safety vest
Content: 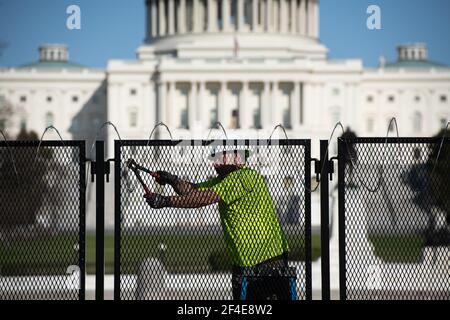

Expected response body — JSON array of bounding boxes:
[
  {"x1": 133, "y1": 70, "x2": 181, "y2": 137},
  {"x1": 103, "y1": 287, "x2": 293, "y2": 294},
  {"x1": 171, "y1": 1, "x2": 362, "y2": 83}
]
[{"x1": 145, "y1": 142, "x2": 292, "y2": 300}]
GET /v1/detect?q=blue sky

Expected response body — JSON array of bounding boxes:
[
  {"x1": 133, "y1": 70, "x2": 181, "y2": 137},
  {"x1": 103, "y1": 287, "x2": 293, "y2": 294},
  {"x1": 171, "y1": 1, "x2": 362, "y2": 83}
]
[{"x1": 0, "y1": 0, "x2": 449, "y2": 68}]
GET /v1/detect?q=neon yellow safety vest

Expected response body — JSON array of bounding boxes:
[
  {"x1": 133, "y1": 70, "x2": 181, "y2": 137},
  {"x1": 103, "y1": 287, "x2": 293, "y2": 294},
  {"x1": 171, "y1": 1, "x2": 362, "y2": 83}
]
[{"x1": 197, "y1": 167, "x2": 289, "y2": 267}]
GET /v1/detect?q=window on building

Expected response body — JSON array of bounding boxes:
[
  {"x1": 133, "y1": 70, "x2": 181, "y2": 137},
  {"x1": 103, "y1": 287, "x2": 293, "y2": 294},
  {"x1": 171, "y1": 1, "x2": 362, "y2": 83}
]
[
  {"x1": 186, "y1": 0, "x2": 193, "y2": 31},
  {"x1": 181, "y1": 108, "x2": 189, "y2": 129},
  {"x1": 217, "y1": 0, "x2": 223, "y2": 28},
  {"x1": 231, "y1": 109, "x2": 239, "y2": 129},
  {"x1": 331, "y1": 108, "x2": 340, "y2": 127},
  {"x1": 129, "y1": 110, "x2": 138, "y2": 127},
  {"x1": 414, "y1": 95, "x2": 421, "y2": 103},
  {"x1": 283, "y1": 109, "x2": 291, "y2": 129},
  {"x1": 388, "y1": 95, "x2": 395, "y2": 103},
  {"x1": 230, "y1": 0, "x2": 237, "y2": 26},
  {"x1": 413, "y1": 112, "x2": 422, "y2": 133},
  {"x1": 367, "y1": 95, "x2": 374, "y2": 103},
  {"x1": 20, "y1": 119, "x2": 27, "y2": 131},
  {"x1": 47, "y1": 96, "x2": 53, "y2": 103},
  {"x1": 440, "y1": 95, "x2": 448, "y2": 103},
  {"x1": 440, "y1": 118, "x2": 448, "y2": 128},
  {"x1": 130, "y1": 88, "x2": 137, "y2": 96},
  {"x1": 253, "y1": 108, "x2": 261, "y2": 129},
  {"x1": 244, "y1": 0, "x2": 252, "y2": 25},
  {"x1": 367, "y1": 118, "x2": 374, "y2": 133},
  {"x1": 20, "y1": 95, "x2": 27, "y2": 102},
  {"x1": 45, "y1": 112, "x2": 54, "y2": 127},
  {"x1": 210, "y1": 108, "x2": 218, "y2": 128},
  {"x1": 72, "y1": 96, "x2": 79, "y2": 103},
  {"x1": 332, "y1": 88, "x2": 340, "y2": 96}
]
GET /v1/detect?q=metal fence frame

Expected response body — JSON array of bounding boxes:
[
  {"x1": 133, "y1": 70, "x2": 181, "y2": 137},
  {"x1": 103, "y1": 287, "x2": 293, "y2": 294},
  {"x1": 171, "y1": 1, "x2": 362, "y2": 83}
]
[
  {"x1": 338, "y1": 137, "x2": 450, "y2": 300},
  {"x1": 113, "y1": 139, "x2": 312, "y2": 300},
  {"x1": 0, "y1": 140, "x2": 86, "y2": 300}
]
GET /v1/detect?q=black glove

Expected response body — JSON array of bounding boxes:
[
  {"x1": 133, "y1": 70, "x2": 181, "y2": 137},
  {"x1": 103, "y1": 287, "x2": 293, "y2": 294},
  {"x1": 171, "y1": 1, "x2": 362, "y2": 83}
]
[
  {"x1": 144, "y1": 193, "x2": 171, "y2": 209},
  {"x1": 155, "y1": 171, "x2": 179, "y2": 186}
]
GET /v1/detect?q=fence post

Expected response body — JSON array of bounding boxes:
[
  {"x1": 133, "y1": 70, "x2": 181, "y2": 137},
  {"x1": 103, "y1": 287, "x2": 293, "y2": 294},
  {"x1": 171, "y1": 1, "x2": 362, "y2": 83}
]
[
  {"x1": 305, "y1": 140, "x2": 312, "y2": 300},
  {"x1": 114, "y1": 140, "x2": 121, "y2": 300},
  {"x1": 337, "y1": 138, "x2": 346, "y2": 300},
  {"x1": 95, "y1": 141, "x2": 105, "y2": 300},
  {"x1": 320, "y1": 140, "x2": 331, "y2": 300}
]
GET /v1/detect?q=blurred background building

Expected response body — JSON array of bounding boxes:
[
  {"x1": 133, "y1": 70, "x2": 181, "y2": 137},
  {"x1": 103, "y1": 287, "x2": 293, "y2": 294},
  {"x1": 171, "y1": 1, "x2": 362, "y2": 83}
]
[
  {"x1": 1, "y1": 0, "x2": 449, "y2": 156},
  {"x1": 1, "y1": 0, "x2": 449, "y2": 229}
]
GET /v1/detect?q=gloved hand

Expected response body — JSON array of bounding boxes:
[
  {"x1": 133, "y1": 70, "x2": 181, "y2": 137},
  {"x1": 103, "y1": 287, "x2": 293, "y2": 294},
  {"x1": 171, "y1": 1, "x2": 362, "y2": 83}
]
[
  {"x1": 154, "y1": 171, "x2": 179, "y2": 186},
  {"x1": 144, "y1": 193, "x2": 171, "y2": 209}
]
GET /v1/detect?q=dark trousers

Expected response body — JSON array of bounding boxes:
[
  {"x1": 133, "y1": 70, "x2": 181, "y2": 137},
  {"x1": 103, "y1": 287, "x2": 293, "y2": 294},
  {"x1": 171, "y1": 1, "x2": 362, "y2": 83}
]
[{"x1": 232, "y1": 253, "x2": 290, "y2": 300}]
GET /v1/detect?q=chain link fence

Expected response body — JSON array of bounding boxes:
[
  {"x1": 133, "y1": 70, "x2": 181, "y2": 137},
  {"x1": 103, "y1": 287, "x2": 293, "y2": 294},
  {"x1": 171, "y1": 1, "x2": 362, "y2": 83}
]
[
  {"x1": 338, "y1": 137, "x2": 450, "y2": 300},
  {"x1": 114, "y1": 139, "x2": 311, "y2": 300},
  {"x1": 0, "y1": 141, "x2": 86, "y2": 300}
]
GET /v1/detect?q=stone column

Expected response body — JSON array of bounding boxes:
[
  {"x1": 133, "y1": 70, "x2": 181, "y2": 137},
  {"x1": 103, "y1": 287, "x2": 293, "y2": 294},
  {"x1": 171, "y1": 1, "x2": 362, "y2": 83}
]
[
  {"x1": 189, "y1": 82, "x2": 197, "y2": 130},
  {"x1": 167, "y1": 81, "x2": 174, "y2": 127},
  {"x1": 313, "y1": 0, "x2": 319, "y2": 37},
  {"x1": 219, "y1": 81, "x2": 227, "y2": 125},
  {"x1": 290, "y1": 0, "x2": 297, "y2": 34},
  {"x1": 308, "y1": 0, "x2": 314, "y2": 37},
  {"x1": 262, "y1": 81, "x2": 270, "y2": 128},
  {"x1": 252, "y1": 0, "x2": 259, "y2": 31},
  {"x1": 168, "y1": 0, "x2": 175, "y2": 35},
  {"x1": 270, "y1": 81, "x2": 277, "y2": 125},
  {"x1": 207, "y1": 0, "x2": 217, "y2": 32},
  {"x1": 198, "y1": 0, "x2": 205, "y2": 31},
  {"x1": 299, "y1": 0, "x2": 306, "y2": 36},
  {"x1": 302, "y1": 82, "x2": 311, "y2": 129},
  {"x1": 259, "y1": 0, "x2": 265, "y2": 31},
  {"x1": 299, "y1": 82, "x2": 304, "y2": 125},
  {"x1": 237, "y1": 0, "x2": 245, "y2": 31},
  {"x1": 193, "y1": 0, "x2": 200, "y2": 32},
  {"x1": 178, "y1": 0, "x2": 187, "y2": 33},
  {"x1": 151, "y1": 0, "x2": 158, "y2": 37},
  {"x1": 273, "y1": 0, "x2": 279, "y2": 32},
  {"x1": 156, "y1": 80, "x2": 167, "y2": 138},
  {"x1": 291, "y1": 81, "x2": 300, "y2": 130},
  {"x1": 222, "y1": 0, "x2": 230, "y2": 31},
  {"x1": 266, "y1": 0, "x2": 272, "y2": 32},
  {"x1": 280, "y1": 0, "x2": 288, "y2": 33},
  {"x1": 198, "y1": 81, "x2": 206, "y2": 127},
  {"x1": 240, "y1": 82, "x2": 249, "y2": 129},
  {"x1": 159, "y1": 0, "x2": 166, "y2": 36}
]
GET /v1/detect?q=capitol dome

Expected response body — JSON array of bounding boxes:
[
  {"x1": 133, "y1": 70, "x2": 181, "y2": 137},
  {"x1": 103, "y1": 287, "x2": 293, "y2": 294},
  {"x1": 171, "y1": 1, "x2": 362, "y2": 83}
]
[{"x1": 138, "y1": 0, "x2": 327, "y2": 60}]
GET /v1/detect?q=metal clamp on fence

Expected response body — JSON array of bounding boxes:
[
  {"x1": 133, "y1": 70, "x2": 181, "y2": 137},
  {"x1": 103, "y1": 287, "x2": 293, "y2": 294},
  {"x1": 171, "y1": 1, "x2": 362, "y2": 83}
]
[
  {"x1": 311, "y1": 157, "x2": 336, "y2": 183},
  {"x1": 90, "y1": 158, "x2": 114, "y2": 182},
  {"x1": 329, "y1": 157, "x2": 338, "y2": 181}
]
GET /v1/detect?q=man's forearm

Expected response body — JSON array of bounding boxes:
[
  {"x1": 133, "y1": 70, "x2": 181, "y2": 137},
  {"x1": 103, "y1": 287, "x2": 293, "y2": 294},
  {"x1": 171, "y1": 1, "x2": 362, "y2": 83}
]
[{"x1": 170, "y1": 179, "x2": 196, "y2": 196}]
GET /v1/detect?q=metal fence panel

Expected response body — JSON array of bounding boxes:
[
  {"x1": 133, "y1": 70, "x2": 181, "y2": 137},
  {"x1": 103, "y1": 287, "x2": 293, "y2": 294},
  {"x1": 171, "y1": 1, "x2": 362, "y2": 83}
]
[
  {"x1": 114, "y1": 139, "x2": 311, "y2": 300},
  {"x1": 338, "y1": 137, "x2": 450, "y2": 300},
  {"x1": 0, "y1": 140, "x2": 86, "y2": 300}
]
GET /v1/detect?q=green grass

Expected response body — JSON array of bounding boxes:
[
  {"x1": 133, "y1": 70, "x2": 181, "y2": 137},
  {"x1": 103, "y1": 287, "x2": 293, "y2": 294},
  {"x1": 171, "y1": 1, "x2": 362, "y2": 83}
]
[
  {"x1": 1, "y1": 233, "x2": 426, "y2": 276},
  {"x1": 369, "y1": 235, "x2": 425, "y2": 263},
  {"x1": 0, "y1": 233, "x2": 321, "y2": 276}
]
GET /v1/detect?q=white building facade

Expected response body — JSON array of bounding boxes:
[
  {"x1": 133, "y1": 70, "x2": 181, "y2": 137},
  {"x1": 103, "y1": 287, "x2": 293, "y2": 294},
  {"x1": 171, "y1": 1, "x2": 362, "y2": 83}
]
[{"x1": 1, "y1": 1, "x2": 449, "y2": 158}]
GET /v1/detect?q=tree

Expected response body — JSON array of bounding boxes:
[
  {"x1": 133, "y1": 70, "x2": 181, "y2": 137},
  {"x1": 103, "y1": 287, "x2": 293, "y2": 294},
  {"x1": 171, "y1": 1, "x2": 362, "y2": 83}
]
[
  {"x1": 428, "y1": 128, "x2": 450, "y2": 230},
  {"x1": 339, "y1": 127, "x2": 358, "y2": 187},
  {"x1": 0, "y1": 130, "x2": 49, "y2": 230}
]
